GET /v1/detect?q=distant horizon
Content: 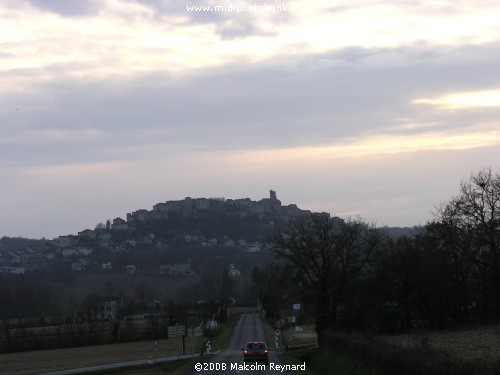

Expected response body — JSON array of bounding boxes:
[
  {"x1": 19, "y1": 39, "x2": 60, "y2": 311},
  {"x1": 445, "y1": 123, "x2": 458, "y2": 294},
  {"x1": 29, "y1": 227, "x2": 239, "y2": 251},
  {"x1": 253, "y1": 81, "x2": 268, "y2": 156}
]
[{"x1": 1, "y1": 1, "x2": 499, "y2": 240}]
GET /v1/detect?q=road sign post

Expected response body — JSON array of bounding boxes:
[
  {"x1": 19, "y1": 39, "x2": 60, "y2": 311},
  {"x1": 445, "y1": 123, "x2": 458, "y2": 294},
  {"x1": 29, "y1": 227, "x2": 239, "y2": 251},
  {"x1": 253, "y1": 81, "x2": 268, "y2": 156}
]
[{"x1": 152, "y1": 340, "x2": 159, "y2": 364}]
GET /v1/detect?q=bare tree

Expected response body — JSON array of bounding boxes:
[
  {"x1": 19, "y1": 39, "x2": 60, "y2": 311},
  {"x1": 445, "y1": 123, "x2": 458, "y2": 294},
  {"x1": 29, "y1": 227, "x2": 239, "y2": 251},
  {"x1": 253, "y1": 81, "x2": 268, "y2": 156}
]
[
  {"x1": 434, "y1": 167, "x2": 500, "y2": 317},
  {"x1": 267, "y1": 213, "x2": 380, "y2": 344}
]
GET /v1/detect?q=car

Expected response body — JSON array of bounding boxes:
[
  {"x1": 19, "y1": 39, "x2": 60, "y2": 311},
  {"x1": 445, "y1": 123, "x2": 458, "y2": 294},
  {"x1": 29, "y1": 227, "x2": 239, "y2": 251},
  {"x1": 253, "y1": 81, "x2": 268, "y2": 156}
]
[{"x1": 242, "y1": 341, "x2": 269, "y2": 364}]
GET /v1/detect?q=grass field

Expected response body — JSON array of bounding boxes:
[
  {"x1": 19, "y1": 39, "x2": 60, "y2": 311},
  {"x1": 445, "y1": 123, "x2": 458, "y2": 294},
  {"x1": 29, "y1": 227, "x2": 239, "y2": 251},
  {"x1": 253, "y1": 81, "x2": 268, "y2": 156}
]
[
  {"x1": 76, "y1": 357, "x2": 196, "y2": 375},
  {"x1": 78, "y1": 316, "x2": 241, "y2": 375},
  {"x1": 0, "y1": 315, "x2": 242, "y2": 375},
  {"x1": 262, "y1": 321, "x2": 500, "y2": 375},
  {"x1": 381, "y1": 324, "x2": 500, "y2": 364},
  {"x1": 78, "y1": 356, "x2": 208, "y2": 375},
  {"x1": 284, "y1": 325, "x2": 317, "y2": 346},
  {"x1": 266, "y1": 321, "x2": 500, "y2": 364},
  {"x1": 262, "y1": 320, "x2": 317, "y2": 349},
  {"x1": 0, "y1": 335, "x2": 203, "y2": 375}
]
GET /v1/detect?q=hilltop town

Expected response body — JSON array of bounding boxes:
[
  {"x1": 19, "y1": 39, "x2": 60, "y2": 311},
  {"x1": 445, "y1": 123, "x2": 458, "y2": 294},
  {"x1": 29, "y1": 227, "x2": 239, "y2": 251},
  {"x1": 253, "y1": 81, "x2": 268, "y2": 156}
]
[
  {"x1": 0, "y1": 191, "x2": 311, "y2": 276},
  {"x1": 125, "y1": 190, "x2": 307, "y2": 226}
]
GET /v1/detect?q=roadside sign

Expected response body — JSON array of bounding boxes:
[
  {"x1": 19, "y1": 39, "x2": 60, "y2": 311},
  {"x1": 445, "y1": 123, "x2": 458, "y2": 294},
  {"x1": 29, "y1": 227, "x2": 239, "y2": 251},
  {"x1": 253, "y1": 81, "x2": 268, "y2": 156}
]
[
  {"x1": 274, "y1": 329, "x2": 281, "y2": 336},
  {"x1": 167, "y1": 325, "x2": 186, "y2": 338},
  {"x1": 193, "y1": 327, "x2": 203, "y2": 337},
  {"x1": 293, "y1": 304, "x2": 301, "y2": 310}
]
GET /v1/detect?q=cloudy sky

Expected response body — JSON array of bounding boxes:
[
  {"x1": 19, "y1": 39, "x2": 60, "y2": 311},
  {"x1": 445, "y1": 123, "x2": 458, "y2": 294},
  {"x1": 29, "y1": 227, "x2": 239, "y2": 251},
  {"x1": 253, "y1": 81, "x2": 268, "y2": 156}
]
[{"x1": 1, "y1": 0, "x2": 499, "y2": 239}]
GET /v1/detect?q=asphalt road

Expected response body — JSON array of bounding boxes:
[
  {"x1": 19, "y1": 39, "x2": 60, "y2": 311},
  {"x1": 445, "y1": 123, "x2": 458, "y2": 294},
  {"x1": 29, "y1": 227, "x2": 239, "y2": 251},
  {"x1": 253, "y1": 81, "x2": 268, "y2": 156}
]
[
  {"x1": 35, "y1": 313, "x2": 293, "y2": 375},
  {"x1": 192, "y1": 313, "x2": 292, "y2": 375}
]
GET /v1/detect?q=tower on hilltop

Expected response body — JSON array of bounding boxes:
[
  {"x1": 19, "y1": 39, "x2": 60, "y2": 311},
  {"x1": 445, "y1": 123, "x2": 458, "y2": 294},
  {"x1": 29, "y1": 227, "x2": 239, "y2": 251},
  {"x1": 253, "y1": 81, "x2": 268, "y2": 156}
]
[{"x1": 270, "y1": 190, "x2": 277, "y2": 200}]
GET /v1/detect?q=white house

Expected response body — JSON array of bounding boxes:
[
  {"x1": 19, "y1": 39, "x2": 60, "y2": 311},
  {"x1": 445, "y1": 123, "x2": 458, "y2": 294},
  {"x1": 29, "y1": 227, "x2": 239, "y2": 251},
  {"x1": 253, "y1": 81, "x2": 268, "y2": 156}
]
[{"x1": 228, "y1": 264, "x2": 241, "y2": 277}]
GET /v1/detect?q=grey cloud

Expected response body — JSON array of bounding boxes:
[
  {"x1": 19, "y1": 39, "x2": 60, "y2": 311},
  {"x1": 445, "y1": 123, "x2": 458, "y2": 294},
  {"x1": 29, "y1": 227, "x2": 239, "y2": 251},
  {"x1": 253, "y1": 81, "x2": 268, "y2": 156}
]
[
  {"x1": 20, "y1": 0, "x2": 214, "y2": 21},
  {"x1": 217, "y1": 20, "x2": 277, "y2": 40},
  {"x1": 326, "y1": 0, "x2": 492, "y2": 16},
  {"x1": 0, "y1": 51, "x2": 15, "y2": 58},
  {"x1": 2, "y1": 42, "x2": 500, "y2": 168},
  {"x1": 23, "y1": 0, "x2": 99, "y2": 16},
  {"x1": 20, "y1": 0, "x2": 288, "y2": 39},
  {"x1": 134, "y1": 0, "x2": 288, "y2": 39}
]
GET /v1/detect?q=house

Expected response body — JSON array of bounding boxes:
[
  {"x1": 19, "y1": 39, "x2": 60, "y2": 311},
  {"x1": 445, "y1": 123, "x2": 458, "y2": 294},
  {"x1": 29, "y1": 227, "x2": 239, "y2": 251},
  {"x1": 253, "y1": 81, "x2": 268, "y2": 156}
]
[
  {"x1": 127, "y1": 209, "x2": 150, "y2": 223},
  {"x1": 58, "y1": 235, "x2": 78, "y2": 248},
  {"x1": 196, "y1": 198, "x2": 209, "y2": 210},
  {"x1": 245, "y1": 242, "x2": 262, "y2": 252},
  {"x1": 24, "y1": 257, "x2": 47, "y2": 272},
  {"x1": 77, "y1": 247, "x2": 93, "y2": 256},
  {"x1": 112, "y1": 246, "x2": 128, "y2": 253},
  {"x1": 0, "y1": 265, "x2": 25, "y2": 274},
  {"x1": 98, "y1": 232, "x2": 111, "y2": 242},
  {"x1": 78, "y1": 229, "x2": 97, "y2": 240},
  {"x1": 72, "y1": 258, "x2": 88, "y2": 271},
  {"x1": 91, "y1": 299, "x2": 118, "y2": 321},
  {"x1": 0, "y1": 252, "x2": 21, "y2": 265},
  {"x1": 228, "y1": 264, "x2": 241, "y2": 277},
  {"x1": 62, "y1": 248, "x2": 78, "y2": 257},
  {"x1": 126, "y1": 265, "x2": 137, "y2": 274},
  {"x1": 112, "y1": 218, "x2": 128, "y2": 231},
  {"x1": 153, "y1": 202, "x2": 169, "y2": 212},
  {"x1": 125, "y1": 239, "x2": 136, "y2": 247},
  {"x1": 72, "y1": 262, "x2": 83, "y2": 271},
  {"x1": 160, "y1": 262, "x2": 194, "y2": 276}
]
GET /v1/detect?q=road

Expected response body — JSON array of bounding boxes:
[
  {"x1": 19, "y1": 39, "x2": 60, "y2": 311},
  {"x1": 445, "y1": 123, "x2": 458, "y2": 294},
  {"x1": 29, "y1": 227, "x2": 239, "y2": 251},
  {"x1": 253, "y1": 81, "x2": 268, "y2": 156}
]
[
  {"x1": 193, "y1": 313, "x2": 293, "y2": 375},
  {"x1": 35, "y1": 313, "x2": 294, "y2": 375}
]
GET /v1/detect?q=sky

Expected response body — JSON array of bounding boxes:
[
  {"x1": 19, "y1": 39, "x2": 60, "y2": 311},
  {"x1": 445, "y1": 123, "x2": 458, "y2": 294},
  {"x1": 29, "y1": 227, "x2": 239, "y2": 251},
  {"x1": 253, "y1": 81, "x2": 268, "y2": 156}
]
[{"x1": 1, "y1": 0, "x2": 499, "y2": 239}]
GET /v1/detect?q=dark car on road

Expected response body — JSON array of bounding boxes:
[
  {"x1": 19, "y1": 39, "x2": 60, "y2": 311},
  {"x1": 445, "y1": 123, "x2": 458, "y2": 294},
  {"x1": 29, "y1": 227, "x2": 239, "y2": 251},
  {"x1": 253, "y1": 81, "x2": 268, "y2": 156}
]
[{"x1": 242, "y1": 341, "x2": 269, "y2": 364}]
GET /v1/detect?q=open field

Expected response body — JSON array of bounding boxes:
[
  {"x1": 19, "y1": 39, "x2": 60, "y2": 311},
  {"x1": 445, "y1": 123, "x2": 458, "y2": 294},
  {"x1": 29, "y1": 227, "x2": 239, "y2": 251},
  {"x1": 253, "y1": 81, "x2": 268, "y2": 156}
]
[
  {"x1": 0, "y1": 319, "x2": 172, "y2": 352},
  {"x1": 70, "y1": 314, "x2": 246, "y2": 375},
  {"x1": 265, "y1": 321, "x2": 500, "y2": 365},
  {"x1": 0, "y1": 336, "x2": 203, "y2": 375},
  {"x1": 263, "y1": 321, "x2": 317, "y2": 349},
  {"x1": 72, "y1": 356, "x2": 206, "y2": 375},
  {"x1": 262, "y1": 321, "x2": 500, "y2": 375},
  {"x1": 0, "y1": 315, "x2": 241, "y2": 375},
  {"x1": 381, "y1": 324, "x2": 500, "y2": 364},
  {"x1": 284, "y1": 325, "x2": 317, "y2": 346}
]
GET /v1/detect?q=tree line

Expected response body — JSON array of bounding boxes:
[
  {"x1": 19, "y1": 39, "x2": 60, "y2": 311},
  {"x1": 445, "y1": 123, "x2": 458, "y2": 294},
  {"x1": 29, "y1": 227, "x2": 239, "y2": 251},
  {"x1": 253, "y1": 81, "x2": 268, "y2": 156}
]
[{"x1": 266, "y1": 167, "x2": 499, "y2": 344}]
